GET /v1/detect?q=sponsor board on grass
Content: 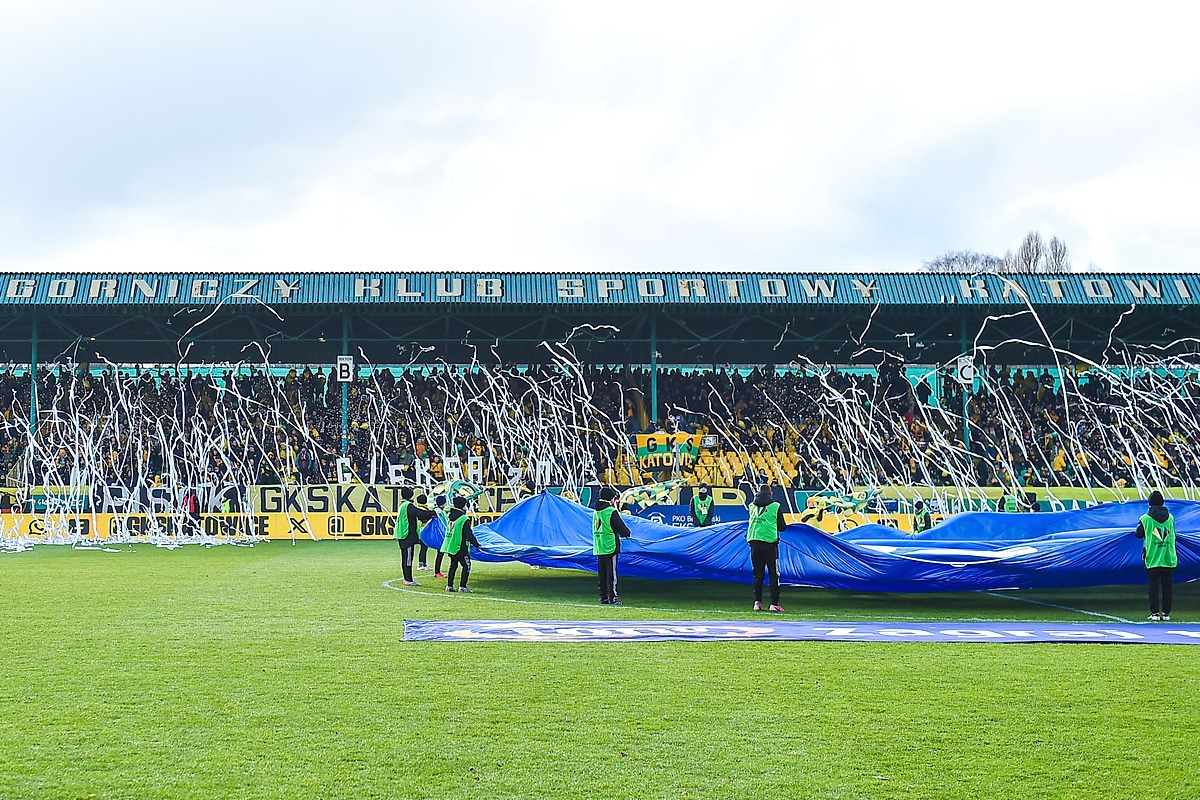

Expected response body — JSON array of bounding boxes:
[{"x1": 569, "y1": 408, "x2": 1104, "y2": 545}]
[{"x1": 404, "y1": 620, "x2": 1200, "y2": 644}]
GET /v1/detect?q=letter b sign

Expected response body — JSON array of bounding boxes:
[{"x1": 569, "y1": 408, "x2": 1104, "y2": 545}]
[{"x1": 335, "y1": 355, "x2": 354, "y2": 383}]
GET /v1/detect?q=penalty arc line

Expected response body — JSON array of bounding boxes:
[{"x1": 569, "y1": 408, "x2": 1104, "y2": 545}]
[{"x1": 983, "y1": 591, "x2": 1133, "y2": 623}]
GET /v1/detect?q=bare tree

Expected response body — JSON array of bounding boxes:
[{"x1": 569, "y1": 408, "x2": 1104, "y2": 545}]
[
  {"x1": 922, "y1": 250, "x2": 1006, "y2": 273},
  {"x1": 1013, "y1": 231, "x2": 1045, "y2": 273},
  {"x1": 922, "y1": 232, "x2": 1075, "y2": 273},
  {"x1": 1046, "y1": 236, "x2": 1071, "y2": 272}
]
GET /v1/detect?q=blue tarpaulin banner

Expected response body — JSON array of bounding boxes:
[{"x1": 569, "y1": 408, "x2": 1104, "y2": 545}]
[
  {"x1": 419, "y1": 493, "x2": 1200, "y2": 592},
  {"x1": 403, "y1": 619, "x2": 1200, "y2": 644}
]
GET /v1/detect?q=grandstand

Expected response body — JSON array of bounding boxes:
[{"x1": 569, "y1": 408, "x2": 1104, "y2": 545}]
[{"x1": 2, "y1": 270, "x2": 1199, "y2": 540}]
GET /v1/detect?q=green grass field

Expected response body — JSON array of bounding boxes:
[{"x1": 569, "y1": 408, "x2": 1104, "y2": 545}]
[{"x1": 1, "y1": 541, "x2": 1196, "y2": 799}]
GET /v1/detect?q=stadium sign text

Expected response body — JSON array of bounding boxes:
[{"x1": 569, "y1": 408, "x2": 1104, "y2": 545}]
[
  {"x1": 4, "y1": 273, "x2": 1198, "y2": 307},
  {"x1": 249, "y1": 484, "x2": 527, "y2": 516}
]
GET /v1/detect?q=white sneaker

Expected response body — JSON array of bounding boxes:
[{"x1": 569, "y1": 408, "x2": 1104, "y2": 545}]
[
  {"x1": 1149, "y1": 613, "x2": 1161, "y2": 621},
  {"x1": 1161, "y1": 614, "x2": 1170, "y2": 621}
]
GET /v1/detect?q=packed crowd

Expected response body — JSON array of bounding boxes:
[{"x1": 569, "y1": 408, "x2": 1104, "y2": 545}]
[
  {"x1": 649, "y1": 362, "x2": 1200, "y2": 492},
  {"x1": 1, "y1": 355, "x2": 1198, "y2": 499}
]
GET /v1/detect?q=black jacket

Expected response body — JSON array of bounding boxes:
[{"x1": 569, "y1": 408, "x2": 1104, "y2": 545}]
[{"x1": 401, "y1": 503, "x2": 436, "y2": 545}]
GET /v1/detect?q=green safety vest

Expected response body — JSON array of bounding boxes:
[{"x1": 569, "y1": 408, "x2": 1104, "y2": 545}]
[
  {"x1": 440, "y1": 514, "x2": 469, "y2": 555},
  {"x1": 746, "y1": 502, "x2": 780, "y2": 544},
  {"x1": 692, "y1": 495, "x2": 713, "y2": 523},
  {"x1": 1003, "y1": 495, "x2": 1019, "y2": 513},
  {"x1": 394, "y1": 500, "x2": 412, "y2": 540},
  {"x1": 593, "y1": 506, "x2": 618, "y2": 556},
  {"x1": 1141, "y1": 513, "x2": 1178, "y2": 569}
]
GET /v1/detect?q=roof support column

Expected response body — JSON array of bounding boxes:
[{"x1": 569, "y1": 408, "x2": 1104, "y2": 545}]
[
  {"x1": 28, "y1": 310, "x2": 38, "y2": 485},
  {"x1": 649, "y1": 312, "x2": 658, "y2": 429},
  {"x1": 960, "y1": 317, "x2": 970, "y2": 451},
  {"x1": 341, "y1": 311, "x2": 349, "y2": 456}
]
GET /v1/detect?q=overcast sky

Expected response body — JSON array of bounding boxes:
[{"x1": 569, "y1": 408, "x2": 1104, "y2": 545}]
[{"x1": 1, "y1": 1, "x2": 1197, "y2": 273}]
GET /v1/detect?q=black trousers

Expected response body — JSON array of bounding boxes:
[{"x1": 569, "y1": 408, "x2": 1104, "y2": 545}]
[
  {"x1": 418, "y1": 542, "x2": 429, "y2": 567},
  {"x1": 447, "y1": 552, "x2": 471, "y2": 588},
  {"x1": 1148, "y1": 567, "x2": 1174, "y2": 615},
  {"x1": 597, "y1": 553, "x2": 619, "y2": 601},
  {"x1": 398, "y1": 539, "x2": 416, "y2": 582},
  {"x1": 750, "y1": 540, "x2": 780, "y2": 605}
]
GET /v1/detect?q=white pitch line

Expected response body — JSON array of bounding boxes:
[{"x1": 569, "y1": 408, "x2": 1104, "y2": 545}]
[
  {"x1": 382, "y1": 578, "x2": 761, "y2": 615},
  {"x1": 383, "y1": 578, "x2": 1118, "y2": 623},
  {"x1": 983, "y1": 591, "x2": 1133, "y2": 623}
]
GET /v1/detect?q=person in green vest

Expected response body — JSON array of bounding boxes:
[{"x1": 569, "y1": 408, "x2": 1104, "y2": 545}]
[
  {"x1": 441, "y1": 495, "x2": 480, "y2": 593},
  {"x1": 912, "y1": 500, "x2": 933, "y2": 534},
  {"x1": 1002, "y1": 493, "x2": 1020, "y2": 513},
  {"x1": 1135, "y1": 490, "x2": 1178, "y2": 621},
  {"x1": 690, "y1": 484, "x2": 714, "y2": 527},
  {"x1": 594, "y1": 486, "x2": 631, "y2": 604},
  {"x1": 746, "y1": 485, "x2": 787, "y2": 612},
  {"x1": 394, "y1": 487, "x2": 436, "y2": 587}
]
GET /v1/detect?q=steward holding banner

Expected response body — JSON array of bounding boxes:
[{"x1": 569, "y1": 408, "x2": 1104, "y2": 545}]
[
  {"x1": 1135, "y1": 491, "x2": 1178, "y2": 621},
  {"x1": 690, "y1": 484, "x2": 714, "y2": 527},
  {"x1": 593, "y1": 487, "x2": 631, "y2": 605},
  {"x1": 746, "y1": 486, "x2": 787, "y2": 613},
  {"x1": 441, "y1": 496, "x2": 480, "y2": 593},
  {"x1": 394, "y1": 487, "x2": 436, "y2": 586}
]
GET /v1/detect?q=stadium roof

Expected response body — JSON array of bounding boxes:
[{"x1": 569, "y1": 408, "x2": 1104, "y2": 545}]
[{"x1": 0, "y1": 270, "x2": 1197, "y2": 307}]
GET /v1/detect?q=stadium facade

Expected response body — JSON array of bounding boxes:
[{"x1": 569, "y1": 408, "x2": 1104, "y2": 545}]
[{"x1": 2, "y1": 268, "x2": 1197, "y2": 374}]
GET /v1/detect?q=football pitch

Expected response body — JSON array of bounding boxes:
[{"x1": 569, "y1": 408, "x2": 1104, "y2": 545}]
[{"x1": 2, "y1": 541, "x2": 1196, "y2": 799}]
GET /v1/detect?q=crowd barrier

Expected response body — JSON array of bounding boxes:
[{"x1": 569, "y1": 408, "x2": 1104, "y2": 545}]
[
  {"x1": 1, "y1": 484, "x2": 1192, "y2": 542},
  {"x1": 0, "y1": 512, "x2": 414, "y2": 541}
]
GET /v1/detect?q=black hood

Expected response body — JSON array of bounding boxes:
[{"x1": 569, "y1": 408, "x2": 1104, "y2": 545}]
[
  {"x1": 753, "y1": 490, "x2": 774, "y2": 507},
  {"x1": 1148, "y1": 505, "x2": 1171, "y2": 523}
]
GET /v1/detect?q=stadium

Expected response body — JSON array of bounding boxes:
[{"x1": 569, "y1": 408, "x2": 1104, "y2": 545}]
[
  {"x1": 4, "y1": 269, "x2": 1200, "y2": 528},
  {"x1": 3, "y1": 269, "x2": 1198, "y2": 798}
]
